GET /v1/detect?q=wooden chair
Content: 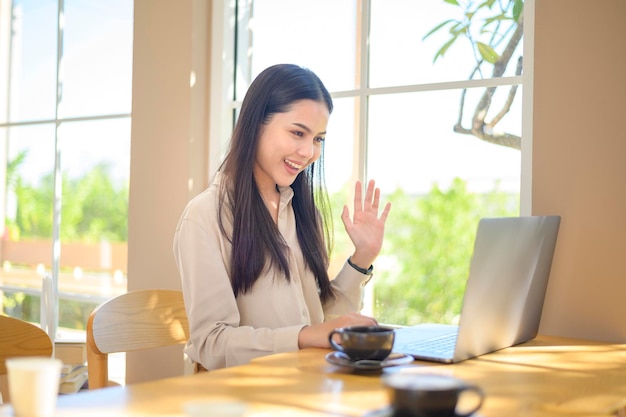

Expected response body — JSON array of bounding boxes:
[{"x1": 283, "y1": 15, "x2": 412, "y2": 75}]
[
  {"x1": 85, "y1": 289, "x2": 189, "y2": 390},
  {"x1": 0, "y1": 315, "x2": 54, "y2": 402}
]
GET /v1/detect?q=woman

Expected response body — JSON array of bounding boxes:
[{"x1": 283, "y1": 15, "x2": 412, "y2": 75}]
[{"x1": 173, "y1": 64, "x2": 391, "y2": 371}]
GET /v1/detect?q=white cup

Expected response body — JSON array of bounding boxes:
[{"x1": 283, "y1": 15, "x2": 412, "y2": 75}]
[
  {"x1": 6, "y1": 357, "x2": 63, "y2": 417},
  {"x1": 183, "y1": 400, "x2": 248, "y2": 417}
]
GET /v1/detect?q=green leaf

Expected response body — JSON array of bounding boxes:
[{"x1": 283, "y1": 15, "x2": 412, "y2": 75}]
[
  {"x1": 433, "y1": 37, "x2": 457, "y2": 63},
  {"x1": 443, "y1": 0, "x2": 460, "y2": 5},
  {"x1": 476, "y1": 41, "x2": 500, "y2": 63},
  {"x1": 422, "y1": 19, "x2": 457, "y2": 40},
  {"x1": 481, "y1": 14, "x2": 508, "y2": 34},
  {"x1": 513, "y1": 0, "x2": 524, "y2": 22},
  {"x1": 483, "y1": 15, "x2": 508, "y2": 26},
  {"x1": 449, "y1": 21, "x2": 467, "y2": 36}
]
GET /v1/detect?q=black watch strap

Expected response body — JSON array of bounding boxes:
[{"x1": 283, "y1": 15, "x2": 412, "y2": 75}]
[{"x1": 347, "y1": 257, "x2": 373, "y2": 275}]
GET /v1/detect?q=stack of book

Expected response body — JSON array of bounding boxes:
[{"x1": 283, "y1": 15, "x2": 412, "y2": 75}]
[{"x1": 59, "y1": 364, "x2": 88, "y2": 394}]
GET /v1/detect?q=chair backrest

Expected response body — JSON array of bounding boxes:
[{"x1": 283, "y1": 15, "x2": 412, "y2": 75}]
[
  {"x1": 0, "y1": 315, "x2": 54, "y2": 375},
  {"x1": 0, "y1": 315, "x2": 54, "y2": 402},
  {"x1": 86, "y1": 289, "x2": 189, "y2": 390}
]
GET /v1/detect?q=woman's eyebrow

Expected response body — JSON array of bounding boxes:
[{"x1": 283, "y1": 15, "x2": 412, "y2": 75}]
[{"x1": 292, "y1": 122, "x2": 326, "y2": 136}]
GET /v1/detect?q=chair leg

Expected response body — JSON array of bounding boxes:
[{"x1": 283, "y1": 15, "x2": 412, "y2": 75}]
[{"x1": 86, "y1": 342, "x2": 109, "y2": 390}]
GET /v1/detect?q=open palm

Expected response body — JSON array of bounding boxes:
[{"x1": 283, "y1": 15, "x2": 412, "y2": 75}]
[{"x1": 341, "y1": 180, "x2": 391, "y2": 268}]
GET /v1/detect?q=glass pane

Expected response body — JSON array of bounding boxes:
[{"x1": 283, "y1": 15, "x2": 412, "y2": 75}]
[
  {"x1": 62, "y1": 0, "x2": 134, "y2": 118},
  {"x1": 325, "y1": 97, "x2": 357, "y2": 194},
  {"x1": 369, "y1": 89, "x2": 522, "y2": 194},
  {"x1": 325, "y1": 97, "x2": 358, "y2": 276},
  {"x1": 7, "y1": 0, "x2": 58, "y2": 122},
  {"x1": 0, "y1": 124, "x2": 55, "y2": 324},
  {"x1": 239, "y1": 0, "x2": 358, "y2": 98},
  {"x1": 56, "y1": 118, "x2": 129, "y2": 333},
  {"x1": 235, "y1": 0, "x2": 525, "y2": 327},
  {"x1": 369, "y1": 0, "x2": 523, "y2": 87},
  {"x1": 367, "y1": 88, "x2": 521, "y2": 325}
]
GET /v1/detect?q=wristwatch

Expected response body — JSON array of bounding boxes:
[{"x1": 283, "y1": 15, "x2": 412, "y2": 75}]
[{"x1": 347, "y1": 257, "x2": 373, "y2": 275}]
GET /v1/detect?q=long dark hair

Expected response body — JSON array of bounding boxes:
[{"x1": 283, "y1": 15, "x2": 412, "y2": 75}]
[{"x1": 218, "y1": 64, "x2": 335, "y2": 303}]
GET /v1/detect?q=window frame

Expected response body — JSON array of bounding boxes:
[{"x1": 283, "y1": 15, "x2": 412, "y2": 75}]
[
  {"x1": 208, "y1": 0, "x2": 533, "y2": 321},
  {"x1": 209, "y1": 0, "x2": 532, "y2": 215},
  {"x1": 0, "y1": 0, "x2": 132, "y2": 341}
]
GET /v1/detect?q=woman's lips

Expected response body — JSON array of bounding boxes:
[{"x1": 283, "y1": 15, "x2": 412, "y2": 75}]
[{"x1": 284, "y1": 159, "x2": 303, "y2": 175}]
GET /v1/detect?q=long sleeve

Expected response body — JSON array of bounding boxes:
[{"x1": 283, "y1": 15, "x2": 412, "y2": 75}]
[
  {"x1": 173, "y1": 178, "x2": 303, "y2": 370},
  {"x1": 173, "y1": 173, "x2": 371, "y2": 370},
  {"x1": 325, "y1": 261, "x2": 372, "y2": 318}
]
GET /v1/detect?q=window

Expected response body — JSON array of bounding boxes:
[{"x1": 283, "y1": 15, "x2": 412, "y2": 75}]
[
  {"x1": 214, "y1": 0, "x2": 526, "y2": 325},
  {"x1": 0, "y1": 0, "x2": 133, "y2": 341}
]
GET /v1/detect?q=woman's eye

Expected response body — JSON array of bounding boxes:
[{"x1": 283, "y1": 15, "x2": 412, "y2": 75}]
[
  {"x1": 292, "y1": 131, "x2": 304, "y2": 137},
  {"x1": 315, "y1": 136, "x2": 326, "y2": 143}
]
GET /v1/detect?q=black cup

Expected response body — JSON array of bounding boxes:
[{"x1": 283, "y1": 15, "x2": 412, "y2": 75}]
[
  {"x1": 382, "y1": 373, "x2": 484, "y2": 417},
  {"x1": 328, "y1": 325, "x2": 395, "y2": 361}
]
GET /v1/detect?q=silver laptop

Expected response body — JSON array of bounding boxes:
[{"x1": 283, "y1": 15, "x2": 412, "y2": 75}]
[{"x1": 392, "y1": 215, "x2": 561, "y2": 363}]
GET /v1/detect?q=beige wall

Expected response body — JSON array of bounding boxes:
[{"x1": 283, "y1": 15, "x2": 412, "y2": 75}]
[
  {"x1": 126, "y1": 0, "x2": 211, "y2": 383},
  {"x1": 533, "y1": 0, "x2": 626, "y2": 342}
]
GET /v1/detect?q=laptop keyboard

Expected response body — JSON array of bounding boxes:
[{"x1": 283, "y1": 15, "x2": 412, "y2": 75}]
[{"x1": 403, "y1": 332, "x2": 457, "y2": 354}]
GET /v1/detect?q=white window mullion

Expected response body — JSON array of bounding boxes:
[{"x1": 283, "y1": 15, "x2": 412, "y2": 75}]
[
  {"x1": 210, "y1": 0, "x2": 239, "y2": 176},
  {"x1": 521, "y1": 0, "x2": 534, "y2": 216},
  {"x1": 356, "y1": 0, "x2": 370, "y2": 184},
  {"x1": 45, "y1": 0, "x2": 65, "y2": 342},
  {"x1": 358, "y1": 0, "x2": 374, "y2": 317}
]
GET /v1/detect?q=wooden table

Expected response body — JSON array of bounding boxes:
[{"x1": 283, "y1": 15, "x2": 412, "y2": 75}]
[{"x1": 9, "y1": 335, "x2": 626, "y2": 416}]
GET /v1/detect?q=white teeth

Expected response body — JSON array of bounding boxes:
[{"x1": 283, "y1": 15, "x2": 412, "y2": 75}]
[{"x1": 285, "y1": 160, "x2": 302, "y2": 170}]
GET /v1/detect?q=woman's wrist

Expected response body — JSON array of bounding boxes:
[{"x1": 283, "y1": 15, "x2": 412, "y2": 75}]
[
  {"x1": 297, "y1": 325, "x2": 309, "y2": 349},
  {"x1": 347, "y1": 257, "x2": 373, "y2": 275},
  {"x1": 298, "y1": 324, "x2": 331, "y2": 349}
]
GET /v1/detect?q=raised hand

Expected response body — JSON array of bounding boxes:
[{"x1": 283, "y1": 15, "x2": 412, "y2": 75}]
[{"x1": 340, "y1": 180, "x2": 391, "y2": 269}]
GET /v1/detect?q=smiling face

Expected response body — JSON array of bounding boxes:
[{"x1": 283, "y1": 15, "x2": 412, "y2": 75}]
[{"x1": 253, "y1": 99, "x2": 330, "y2": 194}]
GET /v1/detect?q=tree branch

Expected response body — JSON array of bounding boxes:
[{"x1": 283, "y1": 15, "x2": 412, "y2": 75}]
[
  {"x1": 488, "y1": 56, "x2": 523, "y2": 128},
  {"x1": 455, "y1": 13, "x2": 524, "y2": 150}
]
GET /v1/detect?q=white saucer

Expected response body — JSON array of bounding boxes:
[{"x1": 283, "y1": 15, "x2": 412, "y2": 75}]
[
  {"x1": 363, "y1": 407, "x2": 484, "y2": 417},
  {"x1": 325, "y1": 351, "x2": 414, "y2": 370},
  {"x1": 361, "y1": 406, "x2": 393, "y2": 417}
]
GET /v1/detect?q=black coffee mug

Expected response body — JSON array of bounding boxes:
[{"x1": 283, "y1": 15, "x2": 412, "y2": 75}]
[
  {"x1": 382, "y1": 373, "x2": 484, "y2": 417},
  {"x1": 328, "y1": 325, "x2": 395, "y2": 361}
]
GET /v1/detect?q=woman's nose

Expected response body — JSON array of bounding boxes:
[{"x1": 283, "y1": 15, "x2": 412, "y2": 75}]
[{"x1": 298, "y1": 141, "x2": 315, "y2": 159}]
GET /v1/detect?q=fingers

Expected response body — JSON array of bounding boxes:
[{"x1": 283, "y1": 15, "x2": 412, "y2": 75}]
[
  {"x1": 364, "y1": 180, "x2": 376, "y2": 210},
  {"x1": 333, "y1": 312, "x2": 378, "y2": 327},
  {"x1": 361, "y1": 315, "x2": 379, "y2": 326},
  {"x1": 356, "y1": 180, "x2": 375, "y2": 210},
  {"x1": 340, "y1": 205, "x2": 351, "y2": 227},
  {"x1": 372, "y1": 187, "x2": 381, "y2": 212},
  {"x1": 352, "y1": 179, "x2": 388, "y2": 219},
  {"x1": 353, "y1": 180, "x2": 363, "y2": 213},
  {"x1": 380, "y1": 202, "x2": 391, "y2": 224}
]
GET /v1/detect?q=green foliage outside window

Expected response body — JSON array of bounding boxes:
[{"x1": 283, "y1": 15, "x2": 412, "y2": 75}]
[
  {"x1": 3, "y1": 155, "x2": 128, "y2": 330},
  {"x1": 7, "y1": 161, "x2": 128, "y2": 242},
  {"x1": 366, "y1": 0, "x2": 523, "y2": 325},
  {"x1": 375, "y1": 179, "x2": 518, "y2": 325},
  {"x1": 328, "y1": 178, "x2": 518, "y2": 326},
  {"x1": 2, "y1": 291, "x2": 99, "y2": 332},
  {"x1": 5, "y1": 158, "x2": 518, "y2": 330}
]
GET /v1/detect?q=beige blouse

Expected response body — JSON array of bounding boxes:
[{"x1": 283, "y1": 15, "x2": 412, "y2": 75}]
[{"x1": 173, "y1": 172, "x2": 372, "y2": 370}]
